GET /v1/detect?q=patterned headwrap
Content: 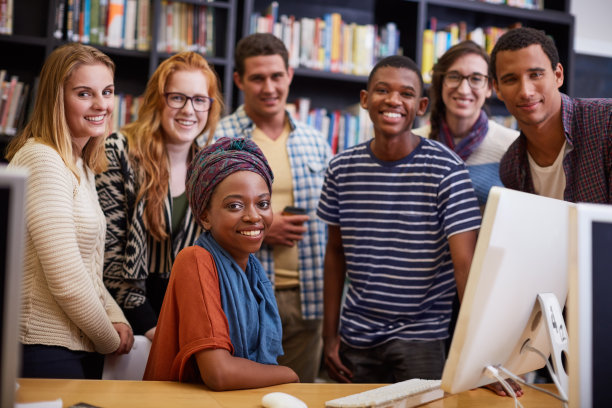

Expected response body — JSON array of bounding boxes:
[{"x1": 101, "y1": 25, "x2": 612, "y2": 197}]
[{"x1": 187, "y1": 137, "x2": 274, "y2": 226}]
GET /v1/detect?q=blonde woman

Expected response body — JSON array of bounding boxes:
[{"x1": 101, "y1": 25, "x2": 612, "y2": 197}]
[
  {"x1": 6, "y1": 43, "x2": 133, "y2": 379},
  {"x1": 96, "y1": 52, "x2": 223, "y2": 341}
]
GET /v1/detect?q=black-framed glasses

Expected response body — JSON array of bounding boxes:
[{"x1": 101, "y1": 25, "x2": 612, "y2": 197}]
[
  {"x1": 164, "y1": 92, "x2": 214, "y2": 112},
  {"x1": 443, "y1": 72, "x2": 489, "y2": 89}
]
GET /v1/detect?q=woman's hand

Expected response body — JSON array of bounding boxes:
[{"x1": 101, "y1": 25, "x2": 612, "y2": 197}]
[{"x1": 113, "y1": 322, "x2": 134, "y2": 354}]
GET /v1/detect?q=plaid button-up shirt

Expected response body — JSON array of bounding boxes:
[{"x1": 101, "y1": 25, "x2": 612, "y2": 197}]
[
  {"x1": 500, "y1": 93, "x2": 612, "y2": 204},
  {"x1": 207, "y1": 106, "x2": 332, "y2": 319}
]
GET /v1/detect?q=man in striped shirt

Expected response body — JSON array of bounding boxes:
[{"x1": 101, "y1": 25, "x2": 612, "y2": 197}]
[
  {"x1": 317, "y1": 56, "x2": 481, "y2": 383},
  {"x1": 492, "y1": 27, "x2": 611, "y2": 203}
]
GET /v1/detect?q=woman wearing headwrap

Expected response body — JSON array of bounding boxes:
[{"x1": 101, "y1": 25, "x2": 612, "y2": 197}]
[{"x1": 143, "y1": 137, "x2": 299, "y2": 390}]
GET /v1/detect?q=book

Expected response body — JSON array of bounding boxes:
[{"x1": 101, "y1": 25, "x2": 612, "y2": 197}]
[
  {"x1": 123, "y1": 0, "x2": 137, "y2": 49},
  {"x1": 198, "y1": 5, "x2": 207, "y2": 54},
  {"x1": 136, "y1": 0, "x2": 150, "y2": 51},
  {"x1": 99, "y1": 0, "x2": 108, "y2": 45},
  {"x1": 72, "y1": 0, "x2": 81, "y2": 42},
  {"x1": 0, "y1": 0, "x2": 13, "y2": 35},
  {"x1": 205, "y1": 6, "x2": 214, "y2": 56},
  {"x1": 53, "y1": 0, "x2": 66, "y2": 39},
  {"x1": 0, "y1": 75, "x2": 18, "y2": 131},
  {"x1": 329, "y1": 13, "x2": 342, "y2": 72},
  {"x1": 3, "y1": 80, "x2": 23, "y2": 135},
  {"x1": 264, "y1": 1, "x2": 278, "y2": 26},
  {"x1": 89, "y1": 0, "x2": 100, "y2": 44},
  {"x1": 80, "y1": 0, "x2": 91, "y2": 43},
  {"x1": 421, "y1": 28, "x2": 434, "y2": 83},
  {"x1": 66, "y1": 0, "x2": 75, "y2": 41},
  {"x1": 106, "y1": 0, "x2": 124, "y2": 48}
]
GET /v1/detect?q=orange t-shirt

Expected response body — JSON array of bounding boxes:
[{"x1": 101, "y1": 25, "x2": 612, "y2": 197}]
[{"x1": 143, "y1": 246, "x2": 233, "y2": 382}]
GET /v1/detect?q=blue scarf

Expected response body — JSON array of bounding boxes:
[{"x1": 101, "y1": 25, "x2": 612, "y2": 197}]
[
  {"x1": 440, "y1": 110, "x2": 489, "y2": 161},
  {"x1": 195, "y1": 232, "x2": 283, "y2": 364}
]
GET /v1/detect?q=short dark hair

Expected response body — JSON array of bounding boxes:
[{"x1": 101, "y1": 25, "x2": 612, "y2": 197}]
[
  {"x1": 234, "y1": 33, "x2": 289, "y2": 77},
  {"x1": 490, "y1": 27, "x2": 560, "y2": 81},
  {"x1": 367, "y1": 55, "x2": 424, "y2": 93},
  {"x1": 429, "y1": 41, "x2": 490, "y2": 141}
]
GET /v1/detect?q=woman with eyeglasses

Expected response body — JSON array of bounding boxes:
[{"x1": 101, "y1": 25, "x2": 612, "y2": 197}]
[
  {"x1": 413, "y1": 40, "x2": 518, "y2": 207},
  {"x1": 96, "y1": 51, "x2": 224, "y2": 342}
]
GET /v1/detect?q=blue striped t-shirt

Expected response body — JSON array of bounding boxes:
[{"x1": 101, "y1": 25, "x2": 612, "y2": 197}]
[{"x1": 317, "y1": 138, "x2": 481, "y2": 347}]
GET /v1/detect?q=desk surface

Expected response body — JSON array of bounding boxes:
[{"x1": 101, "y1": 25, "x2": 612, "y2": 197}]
[{"x1": 16, "y1": 378, "x2": 562, "y2": 408}]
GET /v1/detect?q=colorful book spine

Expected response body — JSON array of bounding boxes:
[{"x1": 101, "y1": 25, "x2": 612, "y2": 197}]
[
  {"x1": 421, "y1": 28, "x2": 434, "y2": 84},
  {"x1": 106, "y1": 0, "x2": 124, "y2": 47},
  {"x1": 89, "y1": 0, "x2": 100, "y2": 44},
  {"x1": 123, "y1": 0, "x2": 137, "y2": 49},
  {"x1": 53, "y1": 0, "x2": 66, "y2": 39}
]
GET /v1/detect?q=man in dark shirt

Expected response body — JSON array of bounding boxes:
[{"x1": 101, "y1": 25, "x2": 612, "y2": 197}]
[{"x1": 491, "y1": 27, "x2": 611, "y2": 203}]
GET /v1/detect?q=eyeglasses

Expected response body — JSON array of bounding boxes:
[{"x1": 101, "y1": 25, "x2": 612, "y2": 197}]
[
  {"x1": 443, "y1": 72, "x2": 489, "y2": 89},
  {"x1": 164, "y1": 92, "x2": 214, "y2": 112}
]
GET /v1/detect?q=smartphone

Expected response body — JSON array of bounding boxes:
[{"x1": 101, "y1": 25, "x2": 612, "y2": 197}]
[{"x1": 282, "y1": 205, "x2": 307, "y2": 215}]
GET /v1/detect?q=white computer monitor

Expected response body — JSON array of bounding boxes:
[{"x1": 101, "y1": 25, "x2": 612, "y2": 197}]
[
  {"x1": 441, "y1": 186, "x2": 571, "y2": 395},
  {"x1": 0, "y1": 165, "x2": 27, "y2": 408},
  {"x1": 568, "y1": 203, "x2": 612, "y2": 408}
]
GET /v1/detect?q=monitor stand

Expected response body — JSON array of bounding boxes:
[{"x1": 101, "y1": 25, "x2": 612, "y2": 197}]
[{"x1": 531, "y1": 293, "x2": 569, "y2": 398}]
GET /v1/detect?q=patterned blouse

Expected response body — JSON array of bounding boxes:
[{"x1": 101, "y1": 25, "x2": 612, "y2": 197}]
[{"x1": 96, "y1": 132, "x2": 202, "y2": 334}]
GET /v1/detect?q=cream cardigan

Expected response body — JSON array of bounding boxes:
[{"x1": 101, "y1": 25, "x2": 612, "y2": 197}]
[{"x1": 9, "y1": 140, "x2": 129, "y2": 354}]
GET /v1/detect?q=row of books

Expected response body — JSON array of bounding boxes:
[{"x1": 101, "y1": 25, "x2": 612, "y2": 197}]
[
  {"x1": 0, "y1": 0, "x2": 14, "y2": 35},
  {"x1": 288, "y1": 98, "x2": 374, "y2": 155},
  {"x1": 53, "y1": 0, "x2": 151, "y2": 51},
  {"x1": 0, "y1": 70, "x2": 31, "y2": 136},
  {"x1": 156, "y1": 1, "x2": 215, "y2": 56},
  {"x1": 476, "y1": 0, "x2": 544, "y2": 10},
  {"x1": 421, "y1": 18, "x2": 521, "y2": 83},
  {"x1": 111, "y1": 93, "x2": 143, "y2": 133},
  {"x1": 250, "y1": 2, "x2": 400, "y2": 76}
]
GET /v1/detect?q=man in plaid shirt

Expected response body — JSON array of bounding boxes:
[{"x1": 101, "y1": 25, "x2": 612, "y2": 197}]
[
  {"x1": 491, "y1": 27, "x2": 611, "y2": 203},
  {"x1": 209, "y1": 33, "x2": 332, "y2": 383}
]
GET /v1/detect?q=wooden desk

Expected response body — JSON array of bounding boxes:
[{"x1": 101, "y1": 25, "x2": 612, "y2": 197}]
[{"x1": 16, "y1": 379, "x2": 562, "y2": 408}]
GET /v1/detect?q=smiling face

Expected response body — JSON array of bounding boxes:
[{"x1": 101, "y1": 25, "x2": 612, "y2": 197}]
[
  {"x1": 234, "y1": 54, "x2": 293, "y2": 123},
  {"x1": 360, "y1": 66, "x2": 428, "y2": 140},
  {"x1": 493, "y1": 44, "x2": 563, "y2": 130},
  {"x1": 161, "y1": 69, "x2": 210, "y2": 148},
  {"x1": 442, "y1": 53, "x2": 492, "y2": 126},
  {"x1": 63, "y1": 63, "x2": 114, "y2": 152},
  {"x1": 201, "y1": 171, "x2": 273, "y2": 270}
]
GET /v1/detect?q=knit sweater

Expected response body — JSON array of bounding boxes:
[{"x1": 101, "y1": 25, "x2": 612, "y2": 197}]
[{"x1": 8, "y1": 139, "x2": 129, "y2": 354}]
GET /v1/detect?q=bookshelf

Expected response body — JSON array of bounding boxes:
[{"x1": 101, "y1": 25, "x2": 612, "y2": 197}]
[
  {"x1": 0, "y1": 0, "x2": 238, "y2": 160},
  {"x1": 239, "y1": 0, "x2": 575, "y2": 148}
]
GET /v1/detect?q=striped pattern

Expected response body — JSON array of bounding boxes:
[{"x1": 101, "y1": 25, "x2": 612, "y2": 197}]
[
  {"x1": 210, "y1": 106, "x2": 332, "y2": 319},
  {"x1": 317, "y1": 139, "x2": 481, "y2": 347},
  {"x1": 9, "y1": 140, "x2": 127, "y2": 354},
  {"x1": 500, "y1": 93, "x2": 612, "y2": 204},
  {"x1": 96, "y1": 133, "x2": 202, "y2": 334}
]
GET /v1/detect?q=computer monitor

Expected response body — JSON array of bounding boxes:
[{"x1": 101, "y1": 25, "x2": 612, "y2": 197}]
[
  {"x1": 568, "y1": 203, "x2": 612, "y2": 408},
  {"x1": 441, "y1": 186, "x2": 571, "y2": 395},
  {"x1": 0, "y1": 165, "x2": 27, "y2": 408}
]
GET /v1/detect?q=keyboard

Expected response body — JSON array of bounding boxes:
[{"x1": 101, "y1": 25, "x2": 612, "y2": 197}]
[{"x1": 325, "y1": 378, "x2": 443, "y2": 408}]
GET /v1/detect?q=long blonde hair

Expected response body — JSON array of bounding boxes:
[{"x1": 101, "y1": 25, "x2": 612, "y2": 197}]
[
  {"x1": 122, "y1": 51, "x2": 223, "y2": 241},
  {"x1": 5, "y1": 43, "x2": 115, "y2": 180}
]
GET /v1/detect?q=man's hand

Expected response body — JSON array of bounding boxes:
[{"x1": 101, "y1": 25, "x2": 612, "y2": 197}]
[
  {"x1": 264, "y1": 213, "x2": 309, "y2": 246},
  {"x1": 113, "y1": 322, "x2": 134, "y2": 355},
  {"x1": 323, "y1": 335, "x2": 353, "y2": 383},
  {"x1": 484, "y1": 379, "x2": 524, "y2": 397}
]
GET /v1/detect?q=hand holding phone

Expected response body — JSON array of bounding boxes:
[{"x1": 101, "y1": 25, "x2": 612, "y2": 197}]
[{"x1": 282, "y1": 206, "x2": 307, "y2": 216}]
